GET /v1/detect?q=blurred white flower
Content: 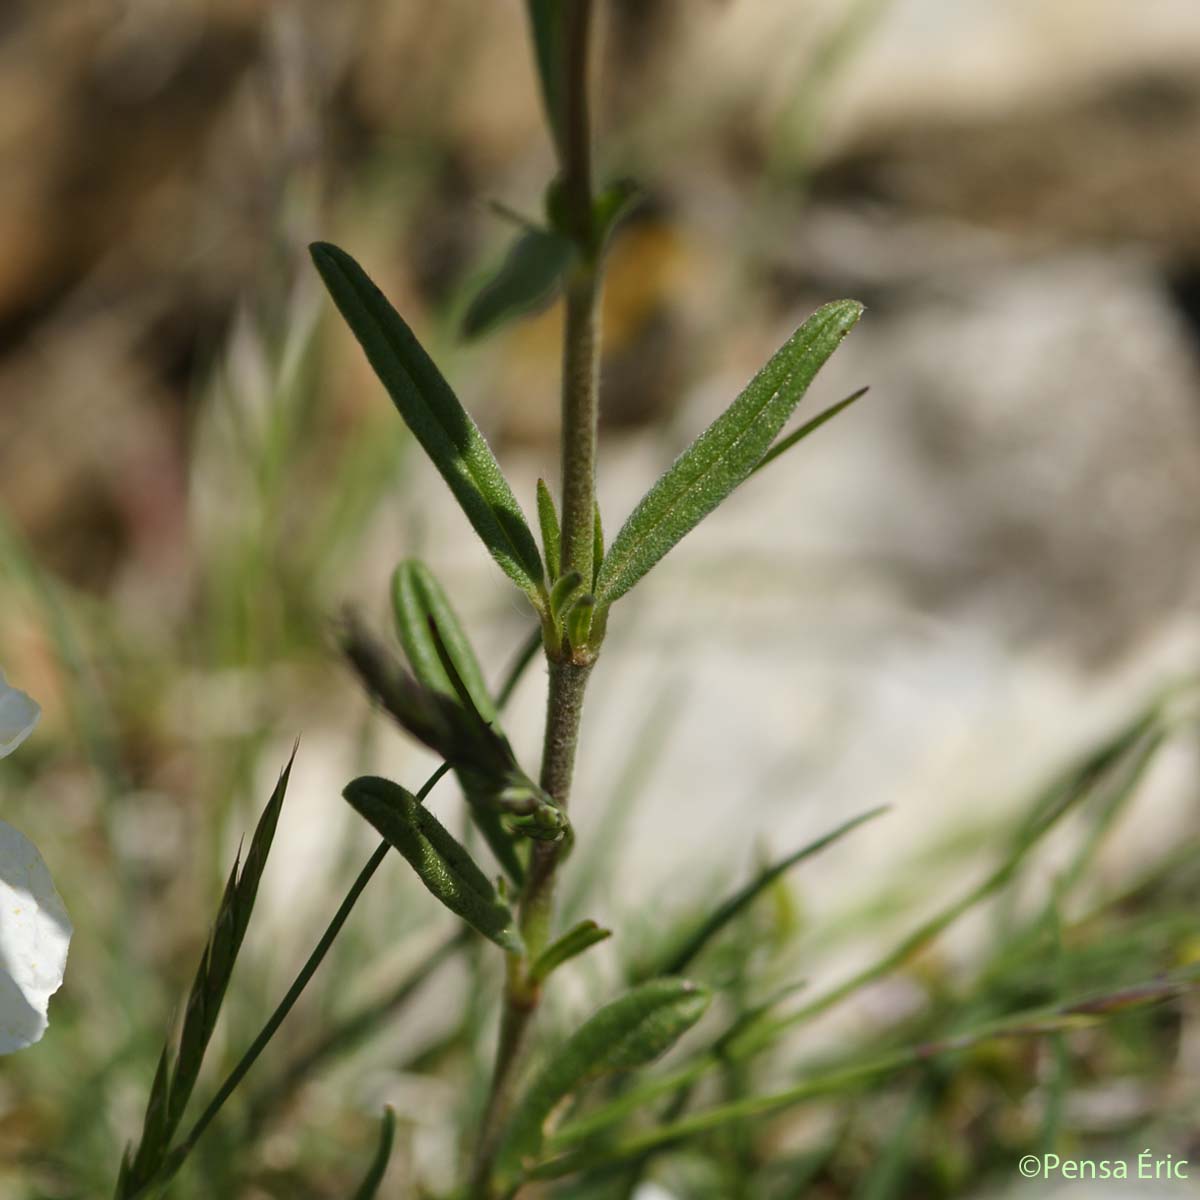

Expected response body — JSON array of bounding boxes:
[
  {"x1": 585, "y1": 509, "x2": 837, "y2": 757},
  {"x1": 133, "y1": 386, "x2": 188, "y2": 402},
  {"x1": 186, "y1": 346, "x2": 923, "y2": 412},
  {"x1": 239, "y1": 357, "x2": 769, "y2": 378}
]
[{"x1": 0, "y1": 670, "x2": 72, "y2": 1055}]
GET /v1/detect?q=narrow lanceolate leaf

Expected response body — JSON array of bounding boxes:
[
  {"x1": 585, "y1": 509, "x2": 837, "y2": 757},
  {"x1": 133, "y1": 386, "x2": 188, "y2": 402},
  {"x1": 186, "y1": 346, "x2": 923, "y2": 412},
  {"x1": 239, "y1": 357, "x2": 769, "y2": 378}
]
[
  {"x1": 531, "y1": 920, "x2": 612, "y2": 983},
  {"x1": 351, "y1": 1107, "x2": 396, "y2": 1200},
  {"x1": 391, "y1": 561, "x2": 497, "y2": 723},
  {"x1": 648, "y1": 806, "x2": 889, "y2": 980},
  {"x1": 525, "y1": 0, "x2": 565, "y2": 153},
  {"x1": 591, "y1": 501, "x2": 604, "y2": 589},
  {"x1": 462, "y1": 227, "x2": 573, "y2": 340},
  {"x1": 537, "y1": 478, "x2": 561, "y2": 580},
  {"x1": 751, "y1": 386, "x2": 870, "y2": 477},
  {"x1": 310, "y1": 242, "x2": 544, "y2": 595},
  {"x1": 344, "y1": 776, "x2": 523, "y2": 954},
  {"x1": 497, "y1": 979, "x2": 710, "y2": 1179},
  {"x1": 595, "y1": 301, "x2": 863, "y2": 607}
]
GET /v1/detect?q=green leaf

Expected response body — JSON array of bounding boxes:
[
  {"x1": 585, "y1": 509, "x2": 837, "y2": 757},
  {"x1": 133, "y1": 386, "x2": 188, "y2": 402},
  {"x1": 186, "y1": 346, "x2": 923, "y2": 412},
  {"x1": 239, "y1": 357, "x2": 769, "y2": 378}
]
[
  {"x1": 592, "y1": 178, "x2": 640, "y2": 249},
  {"x1": 343, "y1": 775, "x2": 524, "y2": 954},
  {"x1": 310, "y1": 242, "x2": 544, "y2": 595},
  {"x1": 751, "y1": 386, "x2": 870, "y2": 477},
  {"x1": 591, "y1": 501, "x2": 604, "y2": 589},
  {"x1": 531, "y1": 920, "x2": 612, "y2": 983},
  {"x1": 549, "y1": 570, "x2": 584, "y2": 618},
  {"x1": 389, "y1": 566, "x2": 528, "y2": 882},
  {"x1": 647, "y1": 805, "x2": 888, "y2": 979},
  {"x1": 120, "y1": 752, "x2": 295, "y2": 1197},
  {"x1": 351, "y1": 1107, "x2": 396, "y2": 1200},
  {"x1": 565, "y1": 593, "x2": 595, "y2": 649},
  {"x1": 391, "y1": 561, "x2": 497, "y2": 723},
  {"x1": 594, "y1": 300, "x2": 863, "y2": 606},
  {"x1": 525, "y1": 0, "x2": 565, "y2": 153},
  {"x1": 462, "y1": 226, "x2": 573, "y2": 340},
  {"x1": 497, "y1": 979, "x2": 710, "y2": 1179},
  {"x1": 537, "y1": 478, "x2": 561, "y2": 580}
]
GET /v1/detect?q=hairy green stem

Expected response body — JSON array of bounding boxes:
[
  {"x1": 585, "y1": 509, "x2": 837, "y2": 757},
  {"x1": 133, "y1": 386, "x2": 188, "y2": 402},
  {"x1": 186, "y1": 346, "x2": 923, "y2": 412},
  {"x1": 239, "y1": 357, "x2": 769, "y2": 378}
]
[
  {"x1": 469, "y1": 7, "x2": 601, "y2": 1193},
  {"x1": 559, "y1": 268, "x2": 601, "y2": 590}
]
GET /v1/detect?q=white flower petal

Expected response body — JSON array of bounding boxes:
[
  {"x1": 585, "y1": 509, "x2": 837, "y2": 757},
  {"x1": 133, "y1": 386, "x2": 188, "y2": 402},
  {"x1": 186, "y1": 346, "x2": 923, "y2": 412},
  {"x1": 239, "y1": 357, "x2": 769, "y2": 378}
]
[
  {"x1": 0, "y1": 671, "x2": 40, "y2": 759},
  {"x1": 0, "y1": 820, "x2": 72, "y2": 1054}
]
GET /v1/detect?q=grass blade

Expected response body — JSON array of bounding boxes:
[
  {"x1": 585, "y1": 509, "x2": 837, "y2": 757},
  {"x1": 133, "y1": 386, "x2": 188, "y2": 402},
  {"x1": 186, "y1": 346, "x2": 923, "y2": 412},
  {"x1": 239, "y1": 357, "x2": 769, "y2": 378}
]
[
  {"x1": 310, "y1": 242, "x2": 544, "y2": 596},
  {"x1": 646, "y1": 805, "x2": 888, "y2": 980},
  {"x1": 534, "y1": 971, "x2": 1200, "y2": 1180},
  {"x1": 751, "y1": 386, "x2": 870, "y2": 477},
  {"x1": 117, "y1": 751, "x2": 295, "y2": 1197},
  {"x1": 595, "y1": 300, "x2": 862, "y2": 607},
  {"x1": 351, "y1": 1107, "x2": 397, "y2": 1200}
]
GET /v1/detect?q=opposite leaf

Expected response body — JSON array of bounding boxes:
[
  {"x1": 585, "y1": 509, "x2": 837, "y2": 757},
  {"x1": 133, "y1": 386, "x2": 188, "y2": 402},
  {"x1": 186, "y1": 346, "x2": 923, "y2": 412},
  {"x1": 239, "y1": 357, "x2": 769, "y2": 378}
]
[
  {"x1": 310, "y1": 242, "x2": 544, "y2": 596},
  {"x1": 525, "y1": 0, "x2": 565, "y2": 154},
  {"x1": 536, "y1": 479, "x2": 562, "y2": 581},
  {"x1": 392, "y1": 560, "x2": 498, "y2": 723},
  {"x1": 595, "y1": 300, "x2": 863, "y2": 607},
  {"x1": 462, "y1": 226, "x2": 573, "y2": 341},
  {"x1": 497, "y1": 978, "x2": 710, "y2": 1179},
  {"x1": 344, "y1": 776, "x2": 523, "y2": 954}
]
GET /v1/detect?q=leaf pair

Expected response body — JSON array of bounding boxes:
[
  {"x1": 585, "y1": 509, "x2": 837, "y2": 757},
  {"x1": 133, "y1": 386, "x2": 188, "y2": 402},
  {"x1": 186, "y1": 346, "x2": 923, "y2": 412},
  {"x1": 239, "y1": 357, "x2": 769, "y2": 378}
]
[
  {"x1": 344, "y1": 776, "x2": 523, "y2": 954},
  {"x1": 534, "y1": 480, "x2": 604, "y2": 656},
  {"x1": 496, "y1": 978, "x2": 711, "y2": 1183},
  {"x1": 341, "y1": 605, "x2": 562, "y2": 854},
  {"x1": 312, "y1": 243, "x2": 864, "y2": 630},
  {"x1": 389, "y1": 561, "x2": 566, "y2": 865},
  {"x1": 116, "y1": 753, "x2": 294, "y2": 1198}
]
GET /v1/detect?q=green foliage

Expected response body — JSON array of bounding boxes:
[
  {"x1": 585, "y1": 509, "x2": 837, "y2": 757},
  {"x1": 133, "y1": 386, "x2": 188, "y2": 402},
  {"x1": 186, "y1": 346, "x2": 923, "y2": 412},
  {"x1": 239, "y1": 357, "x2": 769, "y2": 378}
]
[
  {"x1": 116, "y1": 752, "x2": 294, "y2": 1198},
  {"x1": 462, "y1": 226, "x2": 573, "y2": 340},
  {"x1": 751, "y1": 385, "x2": 870, "y2": 476},
  {"x1": 641, "y1": 805, "x2": 889, "y2": 981},
  {"x1": 594, "y1": 300, "x2": 864, "y2": 610},
  {"x1": 310, "y1": 242, "x2": 545, "y2": 598},
  {"x1": 524, "y1": 0, "x2": 565, "y2": 154},
  {"x1": 391, "y1": 560, "x2": 532, "y2": 880},
  {"x1": 530, "y1": 919, "x2": 612, "y2": 984},
  {"x1": 88, "y1": 7, "x2": 1200, "y2": 1200},
  {"x1": 496, "y1": 980, "x2": 712, "y2": 1182},
  {"x1": 536, "y1": 478, "x2": 562, "y2": 580},
  {"x1": 351, "y1": 1107, "x2": 397, "y2": 1200},
  {"x1": 344, "y1": 775, "x2": 524, "y2": 953},
  {"x1": 391, "y1": 560, "x2": 498, "y2": 722}
]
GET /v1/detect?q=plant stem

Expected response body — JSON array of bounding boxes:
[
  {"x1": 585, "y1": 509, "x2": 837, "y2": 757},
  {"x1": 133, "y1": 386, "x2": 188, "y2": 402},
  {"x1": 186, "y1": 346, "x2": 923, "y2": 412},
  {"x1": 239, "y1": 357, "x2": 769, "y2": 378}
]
[
  {"x1": 557, "y1": 0, "x2": 600, "y2": 593},
  {"x1": 469, "y1": 7, "x2": 602, "y2": 1193},
  {"x1": 559, "y1": 268, "x2": 601, "y2": 589}
]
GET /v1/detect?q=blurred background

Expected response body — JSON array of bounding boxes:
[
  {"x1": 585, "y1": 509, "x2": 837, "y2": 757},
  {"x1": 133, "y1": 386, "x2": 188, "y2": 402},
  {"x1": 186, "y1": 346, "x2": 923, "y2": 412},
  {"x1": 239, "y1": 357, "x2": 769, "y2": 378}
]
[{"x1": 1, "y1": 1, "x2": 1199, "y2": 1196}]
